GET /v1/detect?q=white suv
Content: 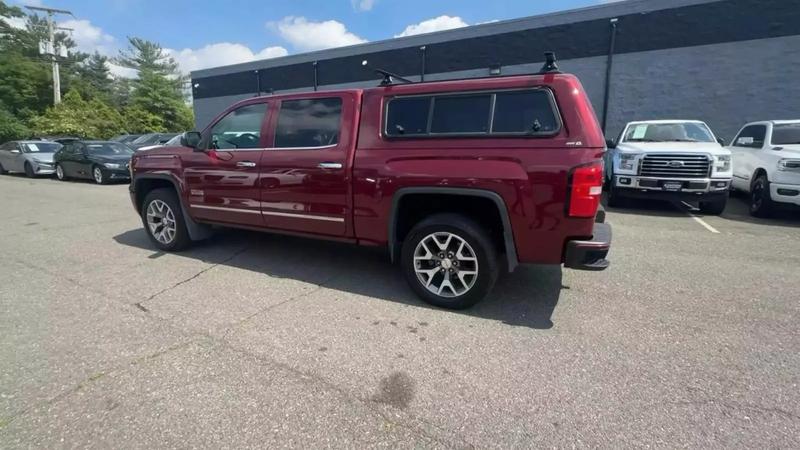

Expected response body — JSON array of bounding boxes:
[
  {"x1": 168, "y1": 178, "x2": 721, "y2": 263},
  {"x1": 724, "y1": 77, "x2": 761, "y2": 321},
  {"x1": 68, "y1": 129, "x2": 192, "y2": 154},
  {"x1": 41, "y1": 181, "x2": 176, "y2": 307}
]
[
  {"x1": 729, "y1": 120, "x2": 800, "y2": 217},
  {"x1": 605, "y1": 120, "x2": 732, "y2": 214}
]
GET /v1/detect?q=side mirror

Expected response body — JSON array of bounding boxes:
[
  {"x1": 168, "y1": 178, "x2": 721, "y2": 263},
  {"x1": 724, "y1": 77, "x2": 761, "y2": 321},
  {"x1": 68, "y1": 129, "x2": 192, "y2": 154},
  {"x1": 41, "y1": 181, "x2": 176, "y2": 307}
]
[
  {"x1": 183, "y1": 131, "x2": 202, "y2": 150},
  {"x1": 716, "y1": 137, "x2": 726, "y2": 146},
  {"x1": 605, "y1": 139, "x2": 617, "y2": 149}
]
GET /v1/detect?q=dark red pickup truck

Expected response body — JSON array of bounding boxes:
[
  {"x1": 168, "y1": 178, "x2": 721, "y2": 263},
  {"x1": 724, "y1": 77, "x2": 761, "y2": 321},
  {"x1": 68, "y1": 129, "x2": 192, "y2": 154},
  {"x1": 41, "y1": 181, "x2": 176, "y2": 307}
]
[{"x1": 130, "y1": 65, "x2": 611, "y2": 309}]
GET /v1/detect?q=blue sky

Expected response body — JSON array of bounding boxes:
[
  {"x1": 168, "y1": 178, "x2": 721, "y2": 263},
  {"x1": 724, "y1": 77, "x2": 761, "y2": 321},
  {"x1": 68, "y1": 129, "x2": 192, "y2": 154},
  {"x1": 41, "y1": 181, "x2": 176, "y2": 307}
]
[{"x1": 9, "y1": 0, "x2": 611, "y2": 75}]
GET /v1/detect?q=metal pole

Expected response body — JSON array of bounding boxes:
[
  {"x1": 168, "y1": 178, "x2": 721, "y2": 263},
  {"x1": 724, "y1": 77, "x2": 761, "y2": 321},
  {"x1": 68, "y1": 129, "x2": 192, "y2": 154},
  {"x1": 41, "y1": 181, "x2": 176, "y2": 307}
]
[
  {"x1": 313, "y1": 61, "x2": 318, "y2": 91},
  {"x1": 419, "y1": 46, "x2": 426, "y2": 82},
  {"x1": 601, "y1": 18, "x2": 618, "y2": 134}
]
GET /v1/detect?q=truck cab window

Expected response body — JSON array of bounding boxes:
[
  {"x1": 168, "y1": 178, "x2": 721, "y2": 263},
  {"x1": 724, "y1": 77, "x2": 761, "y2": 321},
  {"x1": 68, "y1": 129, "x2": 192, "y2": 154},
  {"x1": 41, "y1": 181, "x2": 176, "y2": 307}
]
[
  {"x1": 274, "y1": 98, "x2": 343, "y2": 148},
  {"x1": 208, "y1": 103, "x2": 268, "y2": 150},
  {"x1": 733, "y1": 125, "x2": 767, "y2": 149}
]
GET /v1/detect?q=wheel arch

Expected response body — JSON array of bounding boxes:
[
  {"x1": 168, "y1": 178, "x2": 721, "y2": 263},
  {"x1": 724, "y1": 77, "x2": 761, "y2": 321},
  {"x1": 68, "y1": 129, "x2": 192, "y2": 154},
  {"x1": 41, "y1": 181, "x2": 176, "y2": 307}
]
[
  {"x1": 388, "y1": 187, "x2": 518, "y2": 272},
  {"x1": 133, "y1": 174, "x2": 212, "y2": 241},
  {"x1": 751, "y1": 168, "x2": 769, "y2": 189}
]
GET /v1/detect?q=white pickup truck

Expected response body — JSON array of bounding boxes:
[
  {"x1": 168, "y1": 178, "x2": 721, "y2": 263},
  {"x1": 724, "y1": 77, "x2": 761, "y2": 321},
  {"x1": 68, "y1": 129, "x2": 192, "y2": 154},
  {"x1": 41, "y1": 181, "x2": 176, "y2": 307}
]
[
  {"x1": 605, "y1": 120, "x2": 733, "y2": 214},
  {"x1": 729, "y1": 120, "x2": 800, "y2": 217}
]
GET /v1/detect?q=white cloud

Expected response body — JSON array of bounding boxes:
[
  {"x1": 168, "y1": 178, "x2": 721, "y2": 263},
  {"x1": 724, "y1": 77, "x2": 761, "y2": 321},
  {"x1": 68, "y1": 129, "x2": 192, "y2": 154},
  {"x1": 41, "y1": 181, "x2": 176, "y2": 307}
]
[
  {"x1": 395, "y1": 15, "x2": 468, "y2": 38},
  {"x1": 351, "y1": 0, "x2": 375, "y2": 11},
  {"x1": 107, "y1": 63, "x2": 137, "y2": 78},
  {"x1": 272, "y1": 16, "x2": 366, "y2": 52},
  {"x1": 59, "y1": 19, "x2": 117, "y2": 56},
  {"x1": 166, "y1": 42, "x2": 288, "y2": 74}
]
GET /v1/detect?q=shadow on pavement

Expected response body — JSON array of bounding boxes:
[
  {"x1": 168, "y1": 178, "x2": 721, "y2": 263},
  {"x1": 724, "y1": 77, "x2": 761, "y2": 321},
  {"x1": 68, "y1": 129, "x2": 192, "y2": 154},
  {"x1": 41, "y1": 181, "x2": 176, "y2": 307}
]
[{"x1": 113, "y1": 227, "x2": 563, "y2": 330}]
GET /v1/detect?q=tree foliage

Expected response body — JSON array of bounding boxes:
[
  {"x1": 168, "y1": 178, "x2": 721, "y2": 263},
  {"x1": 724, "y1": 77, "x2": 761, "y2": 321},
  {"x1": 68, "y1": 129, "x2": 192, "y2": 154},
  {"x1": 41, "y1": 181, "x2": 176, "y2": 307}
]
[{"x1": 0, "y1": 1, "x2": 195, "y2": 141}]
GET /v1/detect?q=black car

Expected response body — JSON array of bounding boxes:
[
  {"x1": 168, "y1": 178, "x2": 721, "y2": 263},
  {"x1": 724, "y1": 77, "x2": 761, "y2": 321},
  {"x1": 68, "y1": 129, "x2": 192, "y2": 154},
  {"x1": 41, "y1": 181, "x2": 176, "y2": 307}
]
[
  {"x1": 53, "y1": 140, "x2": 134, "y2": 184},
  {"x1": 110, "y1": 134, "x2": 144, "y2": 144}
]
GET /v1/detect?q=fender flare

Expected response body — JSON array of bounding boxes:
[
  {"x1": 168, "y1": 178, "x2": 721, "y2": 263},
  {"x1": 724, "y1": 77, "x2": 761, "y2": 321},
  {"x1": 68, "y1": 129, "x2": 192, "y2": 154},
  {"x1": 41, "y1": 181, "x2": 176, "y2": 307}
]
[
  {"x1": 131, "y1": 173, "x2": 212, "y2": 241},
  {"x1": 388, "y1": 187, "x2": 519, "y2": 272}
]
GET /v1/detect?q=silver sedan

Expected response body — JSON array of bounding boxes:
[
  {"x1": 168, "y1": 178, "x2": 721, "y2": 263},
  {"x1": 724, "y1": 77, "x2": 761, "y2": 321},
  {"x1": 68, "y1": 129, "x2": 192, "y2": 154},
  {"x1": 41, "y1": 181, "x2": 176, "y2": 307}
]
[{"x1": 0, "y1": 140, "x2": 62, "y2": 177}]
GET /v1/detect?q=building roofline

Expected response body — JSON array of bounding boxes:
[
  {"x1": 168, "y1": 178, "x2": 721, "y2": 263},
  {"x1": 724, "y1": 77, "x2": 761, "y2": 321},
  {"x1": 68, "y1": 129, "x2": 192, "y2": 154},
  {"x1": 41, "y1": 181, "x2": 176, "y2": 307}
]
[{"x1": 191, "y1": 0, "x2": 722, "y2": 79}]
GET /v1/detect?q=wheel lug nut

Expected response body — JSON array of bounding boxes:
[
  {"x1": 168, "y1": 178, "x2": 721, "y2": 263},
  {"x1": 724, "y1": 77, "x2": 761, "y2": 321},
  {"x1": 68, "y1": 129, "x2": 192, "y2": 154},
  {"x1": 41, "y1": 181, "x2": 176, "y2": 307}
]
[{"x1": 449, "y1": 268, "x2": 454, "y2": 273}]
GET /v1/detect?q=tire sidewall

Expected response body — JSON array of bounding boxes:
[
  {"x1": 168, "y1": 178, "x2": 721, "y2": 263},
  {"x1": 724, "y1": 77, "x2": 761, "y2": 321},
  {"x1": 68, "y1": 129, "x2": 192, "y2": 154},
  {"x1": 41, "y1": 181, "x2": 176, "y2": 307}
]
[
  {"x1": 141, "y1": 189, "x2": 191, "y2": 251},
  {"x1": 93, "y1": 166, "x2": 105, "y2": 184},
  {"x1": 750, "y1": 176, "x2": 771, "y2": 217},
  {"x1": 56, "y1": 164, "x2": 65, "y2": 180},
  {"x1": 24, "y1": 162, "x2": 34, "y2": 178},
  {"x1": 401, "y1": 219, "x2": 498, "y2": 309}
]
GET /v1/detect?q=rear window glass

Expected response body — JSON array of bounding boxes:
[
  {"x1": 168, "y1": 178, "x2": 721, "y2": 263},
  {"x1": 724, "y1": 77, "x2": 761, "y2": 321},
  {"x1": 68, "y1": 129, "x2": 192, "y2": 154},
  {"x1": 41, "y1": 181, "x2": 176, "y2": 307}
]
[
  {"x1": 385, "y1": 88, "x2": 559, "y2": 137},
  {"x1": 772, "y1": 124, "x2": 800, "y2": 145},
  {"x1": 275, "y1": 98, "x2": 342, "y2": 148}
]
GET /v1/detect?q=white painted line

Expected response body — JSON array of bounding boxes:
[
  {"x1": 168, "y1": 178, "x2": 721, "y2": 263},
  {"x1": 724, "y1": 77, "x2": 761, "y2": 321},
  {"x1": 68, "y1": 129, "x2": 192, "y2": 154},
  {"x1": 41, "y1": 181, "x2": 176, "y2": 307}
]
[{"x1": 679, "y1": 201, "x2": 720, "y2": 234}]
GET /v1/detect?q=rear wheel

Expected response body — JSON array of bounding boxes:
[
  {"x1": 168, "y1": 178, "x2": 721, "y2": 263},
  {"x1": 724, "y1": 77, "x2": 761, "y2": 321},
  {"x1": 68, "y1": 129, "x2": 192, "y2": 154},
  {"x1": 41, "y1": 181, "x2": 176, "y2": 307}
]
[
  {"x1": 92, "y1": 165, "x2": 106, "y2": 184},
  {"x1": 24, "y1": 162, "x2": 35, "y2": 178},
  {"x1": 699, "y1": 195, "x2": 728, "y2": 215},
  {"x1": 606, "y1": 181, "x2": 627, "y2": 208},
  {"x1": 401, "y1": 213, "x2": 498, "y2": 309},
  {"x1": 141, "y1": 188, "x2": 192, "y2": 251},
  {"x1": 55, "y1": 164, "x2": 67, "y2": 181},
  {"x1": 750, "y1": 174, "x2": 773, "y2": 217}
]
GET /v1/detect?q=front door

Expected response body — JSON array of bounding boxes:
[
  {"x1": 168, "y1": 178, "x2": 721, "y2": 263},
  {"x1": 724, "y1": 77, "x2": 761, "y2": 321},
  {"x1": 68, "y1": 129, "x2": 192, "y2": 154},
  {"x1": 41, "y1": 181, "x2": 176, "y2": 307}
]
[
  {"x1": 259, "y1": 94, "x2": 354, "y2": 237},
  {"x1": 730, "y1": 124, "x2": 766, "y2": 191},
  {"x1": 182, "y1": 101, "x2": 270, "y2": 227}
]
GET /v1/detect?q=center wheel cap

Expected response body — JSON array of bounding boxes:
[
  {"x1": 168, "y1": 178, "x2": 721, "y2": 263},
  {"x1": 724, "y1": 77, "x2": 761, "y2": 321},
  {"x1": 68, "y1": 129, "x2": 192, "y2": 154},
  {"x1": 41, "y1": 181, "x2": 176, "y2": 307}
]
[{"x1": 441, "y1": 258, "x2": 453, "y2": 269}]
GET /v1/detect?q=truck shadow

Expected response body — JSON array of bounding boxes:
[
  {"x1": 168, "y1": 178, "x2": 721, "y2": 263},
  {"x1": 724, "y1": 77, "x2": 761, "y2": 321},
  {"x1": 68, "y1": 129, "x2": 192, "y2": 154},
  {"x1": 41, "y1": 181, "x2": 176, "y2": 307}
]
[{"x1": 113, "y1": 228, "x2": 562, "y2": 330}]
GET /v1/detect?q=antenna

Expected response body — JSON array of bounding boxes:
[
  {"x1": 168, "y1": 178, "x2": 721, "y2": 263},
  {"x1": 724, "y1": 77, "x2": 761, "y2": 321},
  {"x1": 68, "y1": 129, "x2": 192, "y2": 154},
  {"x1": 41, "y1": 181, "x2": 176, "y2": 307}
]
[
  {"x1": 361, "y1": 60, "x2": 413, "y2": 86},
  {"x1": 538, "y1": 52, "x2": 560, "y2": 74}
]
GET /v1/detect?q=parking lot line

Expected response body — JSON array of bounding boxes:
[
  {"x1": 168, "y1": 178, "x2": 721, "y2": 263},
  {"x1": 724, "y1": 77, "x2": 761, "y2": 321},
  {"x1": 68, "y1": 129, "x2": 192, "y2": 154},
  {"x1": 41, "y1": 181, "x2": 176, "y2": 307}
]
[{"x1": 680, "y1": 201, "x2": 721, "y2": 234}]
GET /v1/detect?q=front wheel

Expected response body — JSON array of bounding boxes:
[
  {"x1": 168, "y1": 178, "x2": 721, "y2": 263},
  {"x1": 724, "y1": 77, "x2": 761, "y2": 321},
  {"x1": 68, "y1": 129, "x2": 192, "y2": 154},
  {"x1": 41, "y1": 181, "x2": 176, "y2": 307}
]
[
  {"x1": 92, "y1": 166, "x2": 106, "y2": 184},
  {"x1": 750, "y1": 175, "x2": 773, "y2": 218},
  {"x1": 699, "y1": 195, "x2": 728, "y2": 215},
  {"x1": 401, "y1": 213, "x2": 499, "y2": 309},
  {"x1": 24, "y1": 162, "x2": 35, "y2": 178},
  {"x1": 0, "y1": 162, "x2": 7, "y2": 175},
  {"x1": 141, "y1": 188, "x2": 192, "y2": 251}
]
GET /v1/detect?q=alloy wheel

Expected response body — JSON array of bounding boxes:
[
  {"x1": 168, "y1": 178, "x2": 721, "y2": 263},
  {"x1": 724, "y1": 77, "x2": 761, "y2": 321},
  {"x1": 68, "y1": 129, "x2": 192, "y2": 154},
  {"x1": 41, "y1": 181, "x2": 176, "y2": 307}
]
[
  {"x1": 93, "y1": 167, "x2": 103, "y2": 184},
  {"x1": 751, "y1": 180, "x2": 764, "y2": 212},
  {"x1": 146, "y1": 199, "x2": 177, "y2": 245},
  {"x1": 56, "y1": 164, "x2": 64, "y2": 180},
  {"x1": 413, "y1": 232, "x2": 479, "y2": 298}
]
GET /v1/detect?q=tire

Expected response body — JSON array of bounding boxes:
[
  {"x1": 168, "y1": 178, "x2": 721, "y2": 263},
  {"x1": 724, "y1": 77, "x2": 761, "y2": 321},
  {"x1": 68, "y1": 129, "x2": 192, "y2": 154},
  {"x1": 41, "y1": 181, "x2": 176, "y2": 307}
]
[
  {"x1": 141, "y1": 188, "x2": 192, "y2": 251},
  {"x1": 55, "y1": 163, "x2": 67, "y2": 181},
  {"x1": 750, "y1": 174, "x2": 774, "y2": 218},
  {"x1": 606, "y1": 181, "x2": 627, "y2": 208},
  {"x1": 92, "y1": 165, "x2": 106, "y2": 184},
  {"x1": 699, "y1": 194, "x2": 728, "y2": 215},
  {"x1": 24, "y1": 162, "x2": 35, "y2": 178},
  {"x1": 0, "y1": 162, "x2": 7, "y2": 175},
  {"x1": 401, "y1": 213, "x2": 499, "y2": 309}
]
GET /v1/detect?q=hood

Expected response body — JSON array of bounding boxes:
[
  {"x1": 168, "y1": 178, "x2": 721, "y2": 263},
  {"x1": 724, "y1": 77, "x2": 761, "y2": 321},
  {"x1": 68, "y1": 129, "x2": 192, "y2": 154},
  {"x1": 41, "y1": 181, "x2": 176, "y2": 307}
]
[
  {"x1": 27, "y1": 153, "x2": 55, "y2": 163},
  {"x1": 617, "y1": 142, "x2": 729, "y2": 156},
  {"x1": 90, "y1": 154, "x2": 132, "y2": 163}
]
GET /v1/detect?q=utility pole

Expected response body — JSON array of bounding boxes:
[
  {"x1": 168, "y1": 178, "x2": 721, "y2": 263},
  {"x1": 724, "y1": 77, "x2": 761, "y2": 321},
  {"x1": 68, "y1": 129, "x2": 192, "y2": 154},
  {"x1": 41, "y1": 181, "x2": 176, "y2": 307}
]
[{"x1": 25, "y1": 5, "x2": 74, "y2": 105}]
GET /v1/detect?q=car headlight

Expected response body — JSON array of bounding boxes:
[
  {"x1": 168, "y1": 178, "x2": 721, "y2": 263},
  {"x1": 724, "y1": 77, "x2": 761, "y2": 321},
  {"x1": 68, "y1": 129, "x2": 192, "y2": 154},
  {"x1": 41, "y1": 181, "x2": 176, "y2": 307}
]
[
  {"x1": 714, "y1": 155, "x2": 731, "y2": 172},
  {"x1": 618, "y1": 153, "x2": 637, "y2": 171},
  {"x1": 777, "y1": 159, "x2": 800, "y2": 172},
  {"x1": 103, "y1": 163, "x2": 121, "y2": 169}
]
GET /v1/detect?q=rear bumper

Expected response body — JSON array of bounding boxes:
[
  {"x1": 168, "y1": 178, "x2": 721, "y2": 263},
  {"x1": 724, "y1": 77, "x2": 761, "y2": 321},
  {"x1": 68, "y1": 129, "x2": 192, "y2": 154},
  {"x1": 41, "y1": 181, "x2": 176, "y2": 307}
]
[{"x1": 564, "y1": 221, "x2": 612, "y2": 271}]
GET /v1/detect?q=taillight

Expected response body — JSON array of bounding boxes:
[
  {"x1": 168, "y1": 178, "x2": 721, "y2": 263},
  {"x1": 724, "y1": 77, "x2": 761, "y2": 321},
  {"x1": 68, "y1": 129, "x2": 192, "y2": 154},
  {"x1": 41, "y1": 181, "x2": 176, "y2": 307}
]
[{"x1": 568, "y1": 162, "x2": 603, "y2": 217}]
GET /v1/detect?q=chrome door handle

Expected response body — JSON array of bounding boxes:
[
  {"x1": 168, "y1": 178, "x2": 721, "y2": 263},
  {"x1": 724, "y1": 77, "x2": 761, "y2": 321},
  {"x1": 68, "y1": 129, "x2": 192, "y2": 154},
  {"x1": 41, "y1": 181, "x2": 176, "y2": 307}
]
[
  {"x1": 236, "y1": 161, "x2": 256, "y2": 167},
  {"x1": 317, "y1": 162, "x2": 342, "y2": 169}
]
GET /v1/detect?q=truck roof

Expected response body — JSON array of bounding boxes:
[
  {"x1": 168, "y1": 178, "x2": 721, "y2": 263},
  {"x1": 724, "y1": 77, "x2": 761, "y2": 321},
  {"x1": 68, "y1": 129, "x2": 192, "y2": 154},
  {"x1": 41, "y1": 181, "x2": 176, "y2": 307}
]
[{"x1": 625, "y1": 120, "x2": 707, "y2": 125}]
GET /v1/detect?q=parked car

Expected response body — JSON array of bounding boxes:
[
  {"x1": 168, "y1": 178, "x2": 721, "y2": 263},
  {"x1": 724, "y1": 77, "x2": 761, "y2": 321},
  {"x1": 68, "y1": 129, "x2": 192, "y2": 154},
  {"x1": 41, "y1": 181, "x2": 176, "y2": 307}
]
[
  {"x1": 605, "y1": 120, "x2": 732, "y2": 214},
  {"x1": 136, "y1": 132, "x2": 185, "y2": 152},
  {"x1": 129, "y1": 62, "x2": 611, "y2": 309},
  {"x1": 130, "y1": 133, "x2": 178, "y2": 150},
  {"x1": 0, "y1": 140, "x2": 62, "y2": 177},
  {"x1": 111, "y1": 134, "x2": 144, "y2": 144},
  {"x1": 54, "y1": 140, "x2": 134, "y2": 184},
  {"x1": 729, "y1": 120, "x2": 800, "y2": 216}
]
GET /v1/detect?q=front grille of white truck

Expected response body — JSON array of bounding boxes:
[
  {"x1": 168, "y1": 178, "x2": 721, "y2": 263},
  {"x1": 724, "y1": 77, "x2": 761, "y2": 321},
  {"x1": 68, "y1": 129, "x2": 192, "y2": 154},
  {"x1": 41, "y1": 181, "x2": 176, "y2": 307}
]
[{"x1": 639, "y1": 154, "x2": 711, "y2": 178}]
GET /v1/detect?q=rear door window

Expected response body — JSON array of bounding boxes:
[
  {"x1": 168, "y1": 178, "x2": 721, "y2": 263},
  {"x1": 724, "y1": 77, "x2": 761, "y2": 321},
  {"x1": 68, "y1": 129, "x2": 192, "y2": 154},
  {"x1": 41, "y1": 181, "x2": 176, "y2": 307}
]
[{"x1": 274, "y1": 98, "x2": 343, "y2": 148}]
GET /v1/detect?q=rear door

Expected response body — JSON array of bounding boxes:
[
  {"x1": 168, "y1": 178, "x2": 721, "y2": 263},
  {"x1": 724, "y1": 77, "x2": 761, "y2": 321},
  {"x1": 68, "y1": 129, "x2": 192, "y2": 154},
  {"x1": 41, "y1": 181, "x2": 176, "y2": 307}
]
[
  {"x1": 182, "y1": 101, "x2": 270, "y2": 228},
  {"x1": 259, "y1": 94, "x2": 355, "y2": 237}
]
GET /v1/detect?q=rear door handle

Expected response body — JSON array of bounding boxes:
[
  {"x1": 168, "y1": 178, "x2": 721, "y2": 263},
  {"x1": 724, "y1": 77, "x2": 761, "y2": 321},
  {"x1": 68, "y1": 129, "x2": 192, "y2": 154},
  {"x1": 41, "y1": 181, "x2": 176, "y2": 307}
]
[
  {"x1": 317, "y1": 162, "x2": 342, "y2": 169},
  {"x1": 236, "y1": 161, "x2": 256, "y2": 167}
]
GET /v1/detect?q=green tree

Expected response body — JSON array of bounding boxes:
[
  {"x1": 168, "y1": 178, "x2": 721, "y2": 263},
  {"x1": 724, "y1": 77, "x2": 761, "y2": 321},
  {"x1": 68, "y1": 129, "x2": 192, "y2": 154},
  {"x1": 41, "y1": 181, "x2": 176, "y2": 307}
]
[
  {"x1": 116, "y1": 37, "x2": 192, "y2": 131},
  {"x1": 122, "y1": 105, "x2": 165, "y2": 133},
  {"x1": 0, "y1": 103, "x2": 31, "y2": 142},
  {"x1": 29, "y1": 89, "x2": 126, "y2": 139}
]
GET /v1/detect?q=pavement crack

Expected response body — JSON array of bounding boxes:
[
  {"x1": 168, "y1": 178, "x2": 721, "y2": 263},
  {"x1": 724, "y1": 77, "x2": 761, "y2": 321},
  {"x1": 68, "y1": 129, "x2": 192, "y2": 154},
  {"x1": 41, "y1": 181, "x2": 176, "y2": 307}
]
[{"x1": 140, "y1": 246, "x2": 248, "y2": 304}]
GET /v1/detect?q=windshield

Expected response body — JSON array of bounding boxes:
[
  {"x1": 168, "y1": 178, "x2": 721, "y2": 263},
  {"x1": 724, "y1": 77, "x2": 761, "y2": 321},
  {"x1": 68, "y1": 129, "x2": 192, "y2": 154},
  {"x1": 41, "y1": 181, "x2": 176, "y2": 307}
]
[
  {"x1": 86, "y1": 143, "x2": 134, "y2": 156},
  {"x1": 22, "y1": 142, "x2": 61, "y2": 153},
  {"x1": 132, "y1": 134, "x2": 159, "y2": 145},
  {"x1": 164, "y1": 134, "x2": 182, "y2": 146},
  {"x1": 772, "y1": 124, "x2": 800, "y2": 145},
  {"x1": 623, "y1": 122, "x2": 715, "y2": 143}
]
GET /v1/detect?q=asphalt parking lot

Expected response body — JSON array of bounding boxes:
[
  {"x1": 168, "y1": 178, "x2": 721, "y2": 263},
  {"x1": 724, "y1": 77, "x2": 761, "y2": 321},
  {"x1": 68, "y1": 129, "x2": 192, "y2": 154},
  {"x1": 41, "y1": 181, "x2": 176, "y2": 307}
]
[{"x1": 1, "y1": 174, "x2": 798, "y2": 448}]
